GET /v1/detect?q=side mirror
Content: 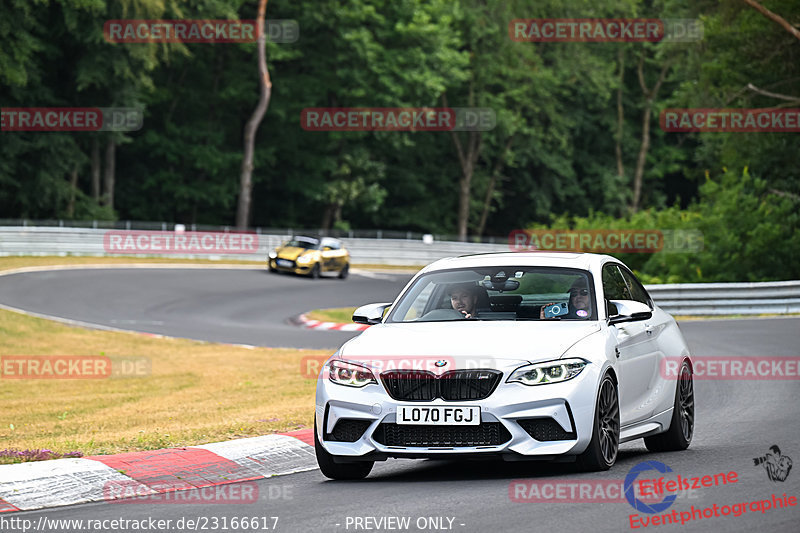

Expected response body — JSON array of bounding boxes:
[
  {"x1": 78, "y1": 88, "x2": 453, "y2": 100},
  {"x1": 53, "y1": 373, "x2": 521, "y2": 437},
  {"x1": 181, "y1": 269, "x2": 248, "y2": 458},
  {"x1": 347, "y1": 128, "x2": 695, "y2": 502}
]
[
  {"x1": 608, "y1": 299, "x2": 652, "y2": 325},
  {"x1": 322, "y1": 246, "x2": 333, "y2": 251},
  {"x1": 352, "y1": 302, "x2": 392, "y2": 325}
]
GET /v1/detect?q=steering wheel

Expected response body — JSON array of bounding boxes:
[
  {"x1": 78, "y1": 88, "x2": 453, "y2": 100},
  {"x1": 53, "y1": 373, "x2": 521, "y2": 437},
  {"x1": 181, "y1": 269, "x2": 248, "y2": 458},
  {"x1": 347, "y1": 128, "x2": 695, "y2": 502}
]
[{"x1": 420, "y1": 308, "x2": 469, "y2": 320}]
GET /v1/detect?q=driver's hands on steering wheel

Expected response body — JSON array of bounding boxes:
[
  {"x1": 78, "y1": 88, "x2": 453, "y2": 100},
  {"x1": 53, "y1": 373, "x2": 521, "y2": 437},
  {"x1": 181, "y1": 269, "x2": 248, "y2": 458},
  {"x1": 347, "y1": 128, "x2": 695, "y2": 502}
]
[{"x1": 460, "y1": 310, "x2": 474, "y2": 319}]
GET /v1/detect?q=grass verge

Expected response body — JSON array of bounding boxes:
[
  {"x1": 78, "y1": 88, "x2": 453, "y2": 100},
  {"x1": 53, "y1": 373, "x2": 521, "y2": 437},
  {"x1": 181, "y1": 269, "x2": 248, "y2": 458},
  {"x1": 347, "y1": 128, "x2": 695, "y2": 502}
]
[
  {"x1": 0, "y1": 256, "x2": 328, "y2": 462},
  {"x1": 305, "y1": 307, "x2": 357, "y2": 324}
]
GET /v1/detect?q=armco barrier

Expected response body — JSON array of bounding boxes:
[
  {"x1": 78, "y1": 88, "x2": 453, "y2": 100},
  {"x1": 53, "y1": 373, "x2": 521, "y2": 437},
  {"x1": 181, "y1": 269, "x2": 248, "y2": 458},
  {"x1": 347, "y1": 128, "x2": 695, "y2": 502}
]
[
  {"x1": 0, "y1": 226, "x2": 798, "y2": 316},
  {"x1": 0, "y1": 226, "x2": 505, "y2": 264},
  {"x1": 644, "y1": 281, "x2": 800, "y2": 315}
]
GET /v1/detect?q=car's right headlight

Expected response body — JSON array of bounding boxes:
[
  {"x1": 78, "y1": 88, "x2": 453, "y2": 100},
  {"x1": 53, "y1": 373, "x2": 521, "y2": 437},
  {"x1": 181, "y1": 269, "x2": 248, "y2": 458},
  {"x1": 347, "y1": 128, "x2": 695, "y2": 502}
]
[
  {"x1": 296, "y1": 254, "x2": 313, "y2": 264},
  {"x1": 328, "y1": 360, "x2": 377, "y2": 388},
  {"x1": 507, "y1": 358, "x2": 588, "y2": 386}
]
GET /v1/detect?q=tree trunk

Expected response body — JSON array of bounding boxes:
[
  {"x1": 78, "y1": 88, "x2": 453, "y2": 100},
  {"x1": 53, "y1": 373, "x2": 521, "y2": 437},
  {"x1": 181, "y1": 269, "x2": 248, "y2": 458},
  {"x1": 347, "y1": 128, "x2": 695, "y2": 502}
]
[
  {"x1": 452, "y1": 130, "x2": 483, "y2": 241},
  {"x1": 67, "y1": 167, "x2": 78, "y2": 217},
  {"x1": 236, "y1": 0, "x2": 272, "y2": 230},
  {"x1": 477, "y1": 135, "x2": 514, "y2": 237},
  {"x1": 444, "y1": 91, "x2": 482, "y2": 242},
  {"x1": 631, "y1": 105, "x2": 652, "y2": 213},
  {"x1": 630, "y1": 54, "x2": 672, "y2": 213},
  {"x1": 615, "y1": 48, "x2": 626, "y2": 182},
  {"x1": 457, "y1": 166, "x2": 473, "y2": 241},
  {"x1": 321, "y1": 204, "x2": 334, "y2": 231},
  {"x1": 91, "y1": 138, "x2": 101, "y2": 201},
  {"x1": 103, "y1": 137, "x2": 116, "y2": 209}
]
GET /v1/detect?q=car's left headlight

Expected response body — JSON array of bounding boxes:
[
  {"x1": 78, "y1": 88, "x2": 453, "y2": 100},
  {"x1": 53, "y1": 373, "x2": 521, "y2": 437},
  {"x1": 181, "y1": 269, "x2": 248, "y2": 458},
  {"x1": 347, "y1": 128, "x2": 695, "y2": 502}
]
[
  {"x1": 328, "y1": 360, "x2": 377, "y2": 388},
  {"x1": 296, "y1": 253, "x2": 314, "y2": 264},
  {"x1": 268, "y1": 251, "x2": 277, "y2": 259},
  {"x1": 507, "y1": 358, "x2": 588, "y2": 386}
]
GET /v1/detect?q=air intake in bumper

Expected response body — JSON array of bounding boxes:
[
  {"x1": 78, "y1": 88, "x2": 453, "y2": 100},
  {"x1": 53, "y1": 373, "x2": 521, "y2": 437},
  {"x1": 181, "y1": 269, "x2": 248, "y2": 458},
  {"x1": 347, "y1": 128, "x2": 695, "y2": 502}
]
[
  {"x1": 372, "y1": 422, "x2": 512, "y2": 447},
  {"x1": 517, "y1": 418, "x2": 576, "y2": 441}
]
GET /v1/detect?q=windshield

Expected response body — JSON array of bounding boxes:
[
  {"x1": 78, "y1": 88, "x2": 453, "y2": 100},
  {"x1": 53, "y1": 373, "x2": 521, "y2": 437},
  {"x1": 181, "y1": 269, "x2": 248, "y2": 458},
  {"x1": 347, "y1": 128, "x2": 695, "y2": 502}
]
[
  {"x1": 386, "y1": 267, "x2": 596, "y2": 322},
  {"x1": 284, "y1": 237, "x2": 320, "y2": 250}
]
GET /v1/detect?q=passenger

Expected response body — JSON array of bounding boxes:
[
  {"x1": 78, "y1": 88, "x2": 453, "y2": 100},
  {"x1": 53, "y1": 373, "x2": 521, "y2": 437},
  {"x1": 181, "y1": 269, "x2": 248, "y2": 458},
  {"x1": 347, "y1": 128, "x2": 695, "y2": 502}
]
[
  {"x1": 449, "y1": 283, "x2": 479, "y2": 319},
  {"x1": 540, "y1": 279, "x2": 592, "y2": 319}
]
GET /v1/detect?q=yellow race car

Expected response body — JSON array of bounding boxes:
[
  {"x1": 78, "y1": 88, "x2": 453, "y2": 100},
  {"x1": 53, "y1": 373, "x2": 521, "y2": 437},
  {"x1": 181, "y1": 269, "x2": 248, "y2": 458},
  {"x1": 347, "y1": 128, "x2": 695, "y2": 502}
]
[{"x1": 268, "y1": 235, "x2": 350, "y2": 279}]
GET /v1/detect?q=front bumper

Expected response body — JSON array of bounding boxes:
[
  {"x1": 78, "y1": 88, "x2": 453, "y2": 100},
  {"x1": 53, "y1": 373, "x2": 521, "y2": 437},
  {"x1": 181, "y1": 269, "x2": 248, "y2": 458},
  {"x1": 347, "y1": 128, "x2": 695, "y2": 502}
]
[
  {"x1": 268, "y1": 258, "x2": 315, "y2": 275},
  {"x1": 315, "y1": 363, "x2": 602, "y2": 460}
]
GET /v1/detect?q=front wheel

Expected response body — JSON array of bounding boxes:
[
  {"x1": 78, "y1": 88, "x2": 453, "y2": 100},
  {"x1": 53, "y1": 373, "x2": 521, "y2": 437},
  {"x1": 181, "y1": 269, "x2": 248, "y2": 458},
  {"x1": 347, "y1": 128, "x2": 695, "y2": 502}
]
[
  {"x1": 644, "y1": 360, "x2": 694, "y2": 452},
  {"x1": 309, "y1": 263, "x2": 321, "y2": 279},
  {"x1": 578, "y1": 374, "x2": 620, "y2": 471},
  {"x1": 314, "y1": 422, "x2": 373, "y2": 480},
  {"x1": 338, "y1": 263, "x2": 349, "y2": 279}
]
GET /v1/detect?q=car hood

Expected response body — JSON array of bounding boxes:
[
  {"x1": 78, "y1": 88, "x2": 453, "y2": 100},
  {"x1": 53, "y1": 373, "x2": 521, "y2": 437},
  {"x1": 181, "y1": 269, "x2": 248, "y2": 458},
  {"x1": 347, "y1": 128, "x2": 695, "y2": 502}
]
[
  {"x1": 338, "y1": 320, "x2": 601, "y2": 371},
  {"x1": 276, "y1": 246, "x2": 316, "y2": 260}
]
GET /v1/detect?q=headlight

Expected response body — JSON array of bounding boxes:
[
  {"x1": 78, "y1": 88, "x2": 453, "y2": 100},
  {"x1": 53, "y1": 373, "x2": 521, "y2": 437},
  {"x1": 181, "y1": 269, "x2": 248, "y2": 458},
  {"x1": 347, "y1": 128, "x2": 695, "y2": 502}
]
[
  {"x1": 507, "y1": 358, "x2": 588, "y2": 386},
  {"x1": 268, "y1": 251, "x2": 277, "y2": 259},
  {"x1": 296, "y1": 254, "x2": 313, "y2": 264},
  {"x1": 328, "y1": 360, "x2": 376, "y2": 388}
]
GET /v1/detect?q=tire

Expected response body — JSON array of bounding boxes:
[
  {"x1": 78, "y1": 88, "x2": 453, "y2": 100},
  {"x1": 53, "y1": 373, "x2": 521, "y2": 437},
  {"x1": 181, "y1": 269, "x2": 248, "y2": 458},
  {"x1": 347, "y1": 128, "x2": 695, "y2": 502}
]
[
  {"x1": 578, "y1": 374, "x2": 620, "y2": 471},
  {"x1": 338, "y1": 263, "x2": 349, "y2": 280},
  {"x1": 309, "y1": 263, "x2": 321, "y2": 279},
  {"x1": 314, "y1": 422, "x2": 373, "y2": 480},
  {"x1": 644, "y1": 360, "x2": 694, "y2": 452}
]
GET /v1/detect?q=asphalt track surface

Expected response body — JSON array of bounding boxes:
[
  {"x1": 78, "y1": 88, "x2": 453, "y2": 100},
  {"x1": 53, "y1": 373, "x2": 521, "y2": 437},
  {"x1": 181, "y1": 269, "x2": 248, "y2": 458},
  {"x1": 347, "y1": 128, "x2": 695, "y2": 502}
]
[
  {"x1": 1, "y1": 267, "x2": 799, "y2": 533},
  {"x1": 0, "y1": 267, "x2": 413, "y2": 349}
]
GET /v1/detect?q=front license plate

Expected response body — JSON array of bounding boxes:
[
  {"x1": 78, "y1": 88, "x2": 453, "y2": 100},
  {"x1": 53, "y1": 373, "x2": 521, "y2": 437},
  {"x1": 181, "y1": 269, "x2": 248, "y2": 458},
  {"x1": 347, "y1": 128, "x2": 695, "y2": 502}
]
[
  {"x1": 396, "y1": 405, "x2": 480, "y2": 426},
  {"x1": 277, "y1": 259, "x2": 292, "y2": 267}
]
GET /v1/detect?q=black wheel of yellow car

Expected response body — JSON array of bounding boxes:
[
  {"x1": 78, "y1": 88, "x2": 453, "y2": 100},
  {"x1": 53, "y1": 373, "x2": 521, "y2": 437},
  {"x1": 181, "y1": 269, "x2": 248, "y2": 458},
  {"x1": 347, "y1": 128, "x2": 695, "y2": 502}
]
[
  {"x1": 338, "y1": 264, "x2": 349, "y2": 280},
  {"x1": 310, "y1": 263, "x2": 321, "y2": 279},
  {"x1": 577, "y1": 374, "x2": 619, "y2": 471},
  {"x1": 314, "y1": 422, "x2": 373, "y2": 480}
]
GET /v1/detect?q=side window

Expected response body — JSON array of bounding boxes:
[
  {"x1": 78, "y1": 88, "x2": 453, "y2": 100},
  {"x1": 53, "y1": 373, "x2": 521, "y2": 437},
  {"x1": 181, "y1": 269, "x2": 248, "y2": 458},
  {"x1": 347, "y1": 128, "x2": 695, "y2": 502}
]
[
  {"x1": 602, "y1": 264, "x2": 631, "y2": 301},
  {"x1": 619, "y1": 267, "x2": 652, "y2": 308}
]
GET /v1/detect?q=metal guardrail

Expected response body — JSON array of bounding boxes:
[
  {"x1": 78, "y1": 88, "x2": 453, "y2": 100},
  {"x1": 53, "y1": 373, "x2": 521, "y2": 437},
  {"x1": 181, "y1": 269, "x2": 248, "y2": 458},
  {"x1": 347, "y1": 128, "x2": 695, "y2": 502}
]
[
  {"x1": 1, "y1": 226, "x2": 798, "y2": 316},
  {"x1": 645, "y1": 281, "x2": 800, "y2": 315},
  {"x1": 0, "y1": 226, "x2": 506, "y2": 264},
  {"x1": 0, "y1": 218, "x2": 504, "y2": 244}
]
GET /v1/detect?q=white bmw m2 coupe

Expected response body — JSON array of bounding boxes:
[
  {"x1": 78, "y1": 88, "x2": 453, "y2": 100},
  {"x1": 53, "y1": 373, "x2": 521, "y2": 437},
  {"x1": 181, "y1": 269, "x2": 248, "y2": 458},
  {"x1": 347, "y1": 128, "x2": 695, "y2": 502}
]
[{"x1": 314, "y1": 252, "x2": 694, "y2": 479}]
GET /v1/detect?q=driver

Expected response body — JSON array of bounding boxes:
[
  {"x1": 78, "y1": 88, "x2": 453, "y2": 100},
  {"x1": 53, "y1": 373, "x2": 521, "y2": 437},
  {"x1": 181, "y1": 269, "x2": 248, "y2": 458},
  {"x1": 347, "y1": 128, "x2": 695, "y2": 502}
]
[
  {"x1": 449, "y1": 283, "x2": 479, "y2": 319},
  {"x1": 540, "y1": 278, "x2": 592, "y2": 319}
]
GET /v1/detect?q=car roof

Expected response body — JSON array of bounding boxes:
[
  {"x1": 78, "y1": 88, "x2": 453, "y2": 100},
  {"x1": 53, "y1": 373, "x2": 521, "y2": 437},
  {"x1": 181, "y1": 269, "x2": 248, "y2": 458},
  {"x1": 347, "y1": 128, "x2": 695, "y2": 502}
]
[{"x1": 419, "y1": 251, "x2": 617, "y2": 274}]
